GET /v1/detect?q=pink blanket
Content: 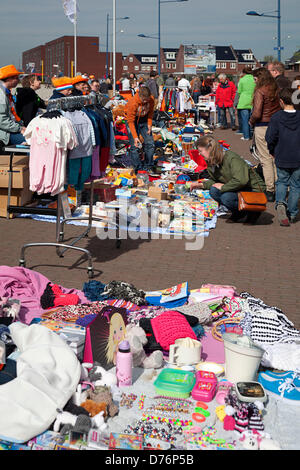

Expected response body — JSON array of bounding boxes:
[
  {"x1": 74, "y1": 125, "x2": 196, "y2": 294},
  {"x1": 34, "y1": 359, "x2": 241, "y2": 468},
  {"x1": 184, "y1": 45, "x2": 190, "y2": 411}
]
[{"x1": 0, "y1": 266, "x2": 89, "y2": 324}]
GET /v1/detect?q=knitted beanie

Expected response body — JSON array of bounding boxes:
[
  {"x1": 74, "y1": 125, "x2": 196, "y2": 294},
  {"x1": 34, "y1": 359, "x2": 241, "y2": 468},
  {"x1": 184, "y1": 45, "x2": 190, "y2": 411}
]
[
  {"x1": 40, "y1": 282, "x2": 79, "y2": 309},
  {"x1": 51, "y1": 76, "x2": 73, "y2": 91},
  {"x1": 150, "y1": 311, "x2": 197, "y2": 351}
]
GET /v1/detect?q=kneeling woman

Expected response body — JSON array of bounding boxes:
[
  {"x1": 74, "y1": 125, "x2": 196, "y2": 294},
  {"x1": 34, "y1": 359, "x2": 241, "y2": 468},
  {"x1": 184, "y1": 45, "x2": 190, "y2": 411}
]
[{"x1": 190, "y1": 136, "x2": 266, "y2": 223}]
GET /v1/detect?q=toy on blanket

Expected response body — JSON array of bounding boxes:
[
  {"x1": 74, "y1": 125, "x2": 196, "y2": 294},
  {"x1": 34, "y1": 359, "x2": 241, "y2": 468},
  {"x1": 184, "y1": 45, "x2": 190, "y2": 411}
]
[
  {"x1": 125, "y1": 324, "x2": 164, "y2": 369},
  {"x1": 74, "y1": 363, "x2": 119, "y2": 418},
  {"x1": 53, "y1": 409, "x2": 107, "y2": 436}
]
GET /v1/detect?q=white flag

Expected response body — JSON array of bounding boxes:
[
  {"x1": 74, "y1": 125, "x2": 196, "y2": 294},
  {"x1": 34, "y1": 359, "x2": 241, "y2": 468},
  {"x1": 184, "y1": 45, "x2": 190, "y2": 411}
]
[{"x1": 62, "y1": 0, "x2": 78, "y2": 24}]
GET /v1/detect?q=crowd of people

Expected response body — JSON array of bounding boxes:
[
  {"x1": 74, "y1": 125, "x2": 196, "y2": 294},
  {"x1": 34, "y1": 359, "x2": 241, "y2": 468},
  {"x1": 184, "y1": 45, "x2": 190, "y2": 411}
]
[{"x1": 0, "y1": 60, "x2": 299, "y2": 227}]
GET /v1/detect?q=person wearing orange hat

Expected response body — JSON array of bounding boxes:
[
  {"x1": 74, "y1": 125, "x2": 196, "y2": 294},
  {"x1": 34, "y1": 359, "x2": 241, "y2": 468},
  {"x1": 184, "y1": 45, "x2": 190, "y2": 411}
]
[
  {"x1": 71, "y1": 75, "x2": 89, "y2": 96},
  {"x1": 49, "y1": 76, "x2": 73, "y2": 100},
  {"x1": 0, "y1": 64, "x2": 26, "y2": 147}
]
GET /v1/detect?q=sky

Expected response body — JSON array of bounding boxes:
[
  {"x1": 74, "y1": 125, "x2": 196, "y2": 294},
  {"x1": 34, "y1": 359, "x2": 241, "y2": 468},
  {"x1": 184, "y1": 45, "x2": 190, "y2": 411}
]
[{"x1": 1, "y1": 0, "x2": 299, "y2": 68}]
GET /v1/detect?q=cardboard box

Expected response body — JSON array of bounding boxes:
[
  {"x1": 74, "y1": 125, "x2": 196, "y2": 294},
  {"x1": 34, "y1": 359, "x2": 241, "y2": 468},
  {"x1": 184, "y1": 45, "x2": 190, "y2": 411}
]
[
  {"x1": 0, "y1": 163, "x2": 30, "y2": 189},
  {"x1": 148, "y1": 185, "x2": 169, "y2": 201},
  {"x1": 0, "y1": 187, "x2": 33, "y2": 218}
]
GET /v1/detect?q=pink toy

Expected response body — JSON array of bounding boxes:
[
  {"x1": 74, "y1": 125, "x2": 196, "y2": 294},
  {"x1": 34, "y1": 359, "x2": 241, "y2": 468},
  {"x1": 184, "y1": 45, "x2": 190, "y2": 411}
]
[
  {"x1": 195, "y1": 370, "x2": 217, "y2": 384},
  {"x1": 191, "y1": 371, "x2": 217, "y2": 402},
  {"x1": 116, "y1": 340, "x2": 132, "y2": 387}
]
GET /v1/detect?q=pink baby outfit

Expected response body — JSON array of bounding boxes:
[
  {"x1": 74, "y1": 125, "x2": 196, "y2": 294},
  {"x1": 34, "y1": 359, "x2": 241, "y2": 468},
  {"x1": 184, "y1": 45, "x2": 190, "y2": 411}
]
[
  {"x1": 150, "y1": 310, "x2": 197, "y2": 351},
  {"x1": 24, "y1": 116, "x2": 78, "y2": 196}
]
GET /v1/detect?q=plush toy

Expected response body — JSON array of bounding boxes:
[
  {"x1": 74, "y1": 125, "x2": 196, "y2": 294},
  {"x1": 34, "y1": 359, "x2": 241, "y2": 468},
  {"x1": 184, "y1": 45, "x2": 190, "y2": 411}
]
[
  {"x1": 87, "y1": 385, "x2": 119, "y2": 418},
  {"x1": 53, "y1": 409, "x2": 107, "y2": 436},
  {"x1": 125, "y1": 324, "x2": 164, "y2": 369},
  {"x1": 80, "y1": 399, "x2": 107, "y2": 418}
]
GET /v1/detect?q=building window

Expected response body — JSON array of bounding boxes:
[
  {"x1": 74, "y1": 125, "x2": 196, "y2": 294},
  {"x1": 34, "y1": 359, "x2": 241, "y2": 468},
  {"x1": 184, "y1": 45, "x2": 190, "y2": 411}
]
[
  {"x1": 167, "y1": 63, "x2": 171, "y2": 69},
  {"x1": 172, "y1": 63, "x2": 176, "y2": 69},
  {"x1": 141, "y1": 57, "x2": 157, "y2": 63},
  {"x1": 216, "y1": 62, "x2": 220, "y2": 68},
  {"x1": 221, "y1": 62, "x2": 226, "y2": 69},
  {"x1": 165, "y1": 52, "x2": 176, "y2": 60},
  {"x1": 134, "y1": 65, "x2": 139, "y2": 71},
  {"x1": 129, "y1": 57, "x2": 133, "y2": 62},
  {"x1": 230, "y1": 62, "x2": 236, "y2": 69},
  {"x1": 243, "y1": 53, "x2": 253, "y2": 61},
  {"x1": 123, "y1": 65, "x2": 128, "y2": 70}
]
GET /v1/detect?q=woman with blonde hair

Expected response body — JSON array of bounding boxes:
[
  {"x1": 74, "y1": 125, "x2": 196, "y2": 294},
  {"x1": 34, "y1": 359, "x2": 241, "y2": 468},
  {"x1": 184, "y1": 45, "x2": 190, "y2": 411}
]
[
  {"x1": 189, "y1": 136, "x2": 266, "y2": 224},
  {"x1": 105, "y1": 312, "x2": 126, "y2": 365}
]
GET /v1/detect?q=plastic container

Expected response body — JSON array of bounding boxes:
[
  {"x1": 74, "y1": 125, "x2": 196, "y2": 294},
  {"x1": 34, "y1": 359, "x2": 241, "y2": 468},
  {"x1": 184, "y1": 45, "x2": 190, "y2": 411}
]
[
  {"x1": 191, "y1": 380, "x2": 217, "y2": 402},
  {"x1": 222, "y1": 333, "x2": 264, "y2": 383},
  {"x1": 116, "y1": 340, "x2": 132, "y2": 387},
  {"x1": 154, "y1": 368, "x2": 196, "y2": 398}
]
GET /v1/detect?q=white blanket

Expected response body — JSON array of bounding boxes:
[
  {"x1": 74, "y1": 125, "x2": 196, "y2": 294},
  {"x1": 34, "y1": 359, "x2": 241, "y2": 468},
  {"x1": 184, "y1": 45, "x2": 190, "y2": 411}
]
[{"x1": 0, "y1": 322, "x2": 81, "y2": 443}]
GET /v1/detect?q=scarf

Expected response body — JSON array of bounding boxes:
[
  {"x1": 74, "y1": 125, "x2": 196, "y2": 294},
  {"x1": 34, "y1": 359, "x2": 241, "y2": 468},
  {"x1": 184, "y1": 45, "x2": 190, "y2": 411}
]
[{"x1": 6, "y1": 88, "x2": 21, "y2": 123}]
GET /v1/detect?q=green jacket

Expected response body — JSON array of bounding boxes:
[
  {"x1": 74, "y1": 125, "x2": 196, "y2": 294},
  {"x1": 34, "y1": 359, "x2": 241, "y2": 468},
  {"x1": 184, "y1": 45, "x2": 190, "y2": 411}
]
[
  {"x1": 202, "y1": 150, "x2": 266, "y2": 193},
  {"x1": 237, "y1": 74, "x2": 256, "y2": 110}
]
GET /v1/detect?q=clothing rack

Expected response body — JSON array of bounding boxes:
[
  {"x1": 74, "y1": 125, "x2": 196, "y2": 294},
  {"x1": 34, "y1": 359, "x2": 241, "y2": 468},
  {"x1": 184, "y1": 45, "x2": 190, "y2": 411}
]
[{"x1": 13, "y1": 94, "x2": 121, "y2": 279}]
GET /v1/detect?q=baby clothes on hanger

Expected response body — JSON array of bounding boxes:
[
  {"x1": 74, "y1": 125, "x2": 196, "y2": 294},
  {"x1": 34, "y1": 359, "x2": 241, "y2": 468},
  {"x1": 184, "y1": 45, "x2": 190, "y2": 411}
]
[
  {"x1": 63, "y1": 110, "x2": 95, "y2": 159},
  {"x1": 24, "y1": 115, "x2": 78, "y2": 196}
]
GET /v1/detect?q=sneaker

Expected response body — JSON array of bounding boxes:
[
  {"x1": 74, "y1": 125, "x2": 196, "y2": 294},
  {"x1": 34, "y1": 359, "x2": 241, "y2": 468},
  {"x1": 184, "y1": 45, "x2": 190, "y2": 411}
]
[
  {"x1": 261, "y1": 370, "x2": 300, "y2": 390},
  {"x1": 258, "y1": 372, "x2": 300, "y2": 405},
  {"x1": 276, "y1": 203, "x2": 290, "y2": 226},
  {"x1": 236, "y1": 131, "x2": 243, "y2": 135},
  {"x1": 241, "y1": 137, "x2": 250, "y2": 141},
  {"x1": 231, "y1": 126, "x2": 237, "y2": 131}
]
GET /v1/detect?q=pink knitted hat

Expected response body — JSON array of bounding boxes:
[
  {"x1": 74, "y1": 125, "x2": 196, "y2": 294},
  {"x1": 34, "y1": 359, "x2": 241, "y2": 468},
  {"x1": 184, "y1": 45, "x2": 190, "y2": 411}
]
[{"x1": 150, "y1": 310, "x2": 197, "y2": 351}]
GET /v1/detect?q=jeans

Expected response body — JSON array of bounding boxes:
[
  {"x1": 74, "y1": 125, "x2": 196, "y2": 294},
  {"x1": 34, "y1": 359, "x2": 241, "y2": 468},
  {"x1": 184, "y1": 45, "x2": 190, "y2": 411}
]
[
  {"x1": 127, "y1": 121, "x2": 155, "y2": 171},
  {"x1": 275, "y1": 166, "x2": 300, "y2": 218},
  {"x1": 192, "y1": 92, "x2": 201, "y2": 104},
  {"x1": 237, "y1": 109, "x2": 243, "y2": 133},
  {"x1": 8, "y1": 132, "x2": 26, "y2": 145},
  {"x1": 0, "y1": 359, "x2": 17, "y2": 385},
  {"x1": 239, "y1": 109, "x2": 252, "y2": 140},
  {"x1": 219, "y1": 107, "x2": 236, "y2": 128},
  {"x1": 209, "y1": 186, "x2": 239, "y2": 213}
]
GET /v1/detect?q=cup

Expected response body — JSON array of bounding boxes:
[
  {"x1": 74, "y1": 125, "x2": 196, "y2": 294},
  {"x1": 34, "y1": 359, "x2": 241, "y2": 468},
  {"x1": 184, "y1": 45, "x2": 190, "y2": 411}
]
[{"x1": 169, "y1": 337, "x2": 202, "y2": 366}]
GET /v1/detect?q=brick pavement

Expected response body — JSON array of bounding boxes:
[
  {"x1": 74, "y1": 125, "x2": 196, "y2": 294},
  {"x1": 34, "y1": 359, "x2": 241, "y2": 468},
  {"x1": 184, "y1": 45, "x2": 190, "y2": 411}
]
[{"x1": 0, "y1": 128, "x2": 299, "y2": 329}]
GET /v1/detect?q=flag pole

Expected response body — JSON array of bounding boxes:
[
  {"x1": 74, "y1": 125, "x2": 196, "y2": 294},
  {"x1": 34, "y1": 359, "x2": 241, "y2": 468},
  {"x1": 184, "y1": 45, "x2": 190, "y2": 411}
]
[
  {"x1": 74, "y1": 0, "x2": 77, "y2": 75},
  {"x1": 113, "y1": 0, "x2": 116, "y2": 95}
]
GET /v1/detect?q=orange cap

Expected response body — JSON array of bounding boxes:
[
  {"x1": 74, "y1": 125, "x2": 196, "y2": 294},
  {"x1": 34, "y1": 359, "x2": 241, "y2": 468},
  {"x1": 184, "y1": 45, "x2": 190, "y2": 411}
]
[
  {"x1": 0, "y1": 64, "x2": 22, "y2": 80},
  {"x1": 72, "y1": 75, "x2": 89, "y2": 85}
]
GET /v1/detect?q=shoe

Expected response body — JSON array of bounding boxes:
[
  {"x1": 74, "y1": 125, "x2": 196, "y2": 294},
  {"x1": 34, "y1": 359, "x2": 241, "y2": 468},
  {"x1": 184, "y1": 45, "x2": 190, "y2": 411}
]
[
  {"x1": 266, "y1": 191, "x2": 275, "y2": 202},
  {"x1": 289, "y1": 215, "x2": 297, "y2": 224},
  {"x1": 241, "y1": 137, "x2": 250, "y2": 141},
  {"x1": 258, "y1": 371, "x2": 300, "y2": 405},
  {"x1": 236, "y1": 131, "x2": 243, "y2": 135},
  {"x1": 261, "y1": 370, "x2": 300, "y2": 390},
  {"x1": 276, "y1": 203, "x2": 290, "y2": 226},
  {"x1": 231, "y1": 126, "x2": 237, "y2": 131},
  {"x1": 244, "y1": 212, "x2": 262, "y2": 225},
  {"x1": 220, "y1": 126, "x2": 228, "y2": 130}
]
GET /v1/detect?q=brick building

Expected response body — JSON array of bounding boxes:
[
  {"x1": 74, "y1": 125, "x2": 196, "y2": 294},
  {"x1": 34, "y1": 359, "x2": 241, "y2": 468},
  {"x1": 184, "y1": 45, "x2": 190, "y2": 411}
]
[{"x1": 22, "y1": 36, "x2": 123, "y2": 81}]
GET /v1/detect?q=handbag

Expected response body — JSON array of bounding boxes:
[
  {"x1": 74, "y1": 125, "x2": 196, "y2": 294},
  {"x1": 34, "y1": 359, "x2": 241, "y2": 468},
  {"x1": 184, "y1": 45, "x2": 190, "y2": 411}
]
[{"x1": 238, "y1": 167, "x2": 267, "y2": 212}]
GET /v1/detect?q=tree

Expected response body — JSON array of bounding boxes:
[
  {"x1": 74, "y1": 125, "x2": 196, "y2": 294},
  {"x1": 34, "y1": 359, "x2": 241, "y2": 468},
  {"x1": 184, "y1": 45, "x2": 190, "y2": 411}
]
[{"x1": 263, "y1": 55, "x2": 275, "y2": 63}]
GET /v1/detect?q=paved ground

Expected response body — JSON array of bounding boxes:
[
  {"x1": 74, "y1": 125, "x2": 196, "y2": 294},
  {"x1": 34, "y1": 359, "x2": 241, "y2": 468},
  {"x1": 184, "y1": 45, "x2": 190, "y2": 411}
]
[{"x1": 1, "y1": 126, "x2": 299, "y2": 329}]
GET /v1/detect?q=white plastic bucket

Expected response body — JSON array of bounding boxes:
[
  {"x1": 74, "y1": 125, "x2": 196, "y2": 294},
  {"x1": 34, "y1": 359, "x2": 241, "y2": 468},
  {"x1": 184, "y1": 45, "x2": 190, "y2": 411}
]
[{"x1": 222, "y1": 333, "x2": 264, "y2": 383}]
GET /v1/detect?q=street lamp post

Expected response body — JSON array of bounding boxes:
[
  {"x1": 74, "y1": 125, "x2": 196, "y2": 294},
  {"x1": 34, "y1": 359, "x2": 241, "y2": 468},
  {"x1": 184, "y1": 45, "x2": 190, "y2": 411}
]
[
  {"x1": 106, "y1": 12, "x2": 129, "y2": 84},
  {"x1": 246, "y1": 0, "x2": 282, "y2": 61},
  {"x1": 138, "y1": 0, "x2": 188, "y2": 75}
]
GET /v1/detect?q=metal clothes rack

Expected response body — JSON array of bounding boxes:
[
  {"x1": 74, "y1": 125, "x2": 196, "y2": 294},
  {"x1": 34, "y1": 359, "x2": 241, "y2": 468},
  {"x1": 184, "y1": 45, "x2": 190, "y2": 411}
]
[{"x1": 6, "y1": 93, "x2": 121, "y2": 279}]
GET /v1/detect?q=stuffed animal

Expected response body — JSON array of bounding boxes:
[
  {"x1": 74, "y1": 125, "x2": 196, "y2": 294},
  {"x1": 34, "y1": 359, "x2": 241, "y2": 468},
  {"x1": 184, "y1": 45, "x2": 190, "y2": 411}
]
[
  {"x1": 80, "y1": 399, "x2": 107, "y2": 418},
  {"x1": 125, "y1": 324, "x2": 163, "y2": 369},
  {"x1": 53, "y1": 409, "x2": 107, "y2": 436},
  {"x1": 87, "y1": 385, "x2": 119, "y2": 418}
]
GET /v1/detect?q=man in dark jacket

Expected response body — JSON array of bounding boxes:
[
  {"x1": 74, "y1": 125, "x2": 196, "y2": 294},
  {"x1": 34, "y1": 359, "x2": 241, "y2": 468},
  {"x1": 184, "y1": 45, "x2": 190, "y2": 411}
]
[
  {"x1": 266, "y1": 87, "x2": 300, "y2": 225},
  {"x1": 16, "y1": 74, "x2": 46, "y2": 126},
  {"x1": 267, "y1": 61, "x2": 291, "y2": 90}
]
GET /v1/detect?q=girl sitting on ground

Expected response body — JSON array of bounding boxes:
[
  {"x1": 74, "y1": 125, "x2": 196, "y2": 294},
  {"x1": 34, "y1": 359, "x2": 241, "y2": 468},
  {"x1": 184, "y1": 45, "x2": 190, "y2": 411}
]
[{"x1": 189, "y1": 136, "x2": 266, "y2": 224}]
